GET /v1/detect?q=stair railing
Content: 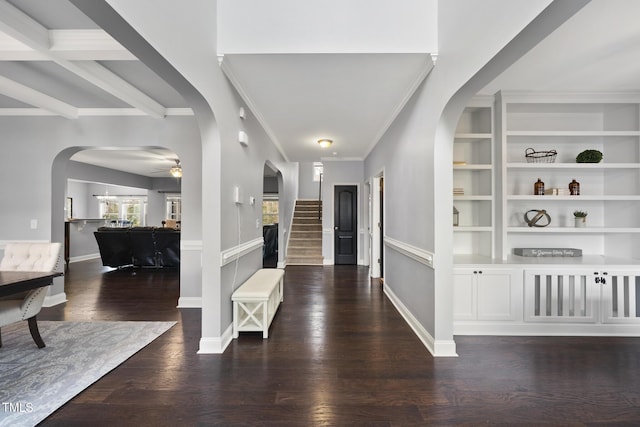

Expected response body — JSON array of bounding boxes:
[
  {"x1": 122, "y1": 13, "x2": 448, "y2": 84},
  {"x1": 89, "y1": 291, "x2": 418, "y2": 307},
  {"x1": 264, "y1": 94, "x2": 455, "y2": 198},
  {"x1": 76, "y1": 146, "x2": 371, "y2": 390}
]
[{"x1": 318, "y1": 173, "x2": 323, "y2": 220}]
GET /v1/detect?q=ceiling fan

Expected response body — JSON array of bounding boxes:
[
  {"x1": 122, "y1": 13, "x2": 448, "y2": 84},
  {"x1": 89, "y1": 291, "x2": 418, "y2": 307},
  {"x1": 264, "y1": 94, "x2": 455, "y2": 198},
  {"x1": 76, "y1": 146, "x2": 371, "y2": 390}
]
[
  {"x1": 150, "y1": 158, "x2": 182, "y2": 178},
  {"x1": 169, "y1": 159, "x2": 182, "y2": 178}
]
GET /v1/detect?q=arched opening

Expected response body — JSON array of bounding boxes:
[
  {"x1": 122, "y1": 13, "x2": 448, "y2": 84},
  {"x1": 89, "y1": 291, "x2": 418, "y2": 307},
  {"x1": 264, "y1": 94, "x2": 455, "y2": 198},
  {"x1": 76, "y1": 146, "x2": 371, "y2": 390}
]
[
  {"x1": 51, "y1": 146, "x2": 183, "y2": 303},
  {"x1": 262, "y1": 162, "x2": 281, "y2": 268}
]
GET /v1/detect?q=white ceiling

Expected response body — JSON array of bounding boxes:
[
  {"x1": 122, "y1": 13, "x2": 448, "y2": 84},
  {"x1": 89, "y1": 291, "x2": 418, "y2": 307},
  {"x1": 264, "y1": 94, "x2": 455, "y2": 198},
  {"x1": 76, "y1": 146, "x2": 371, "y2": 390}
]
[
  {"x1": 221, "y1": 53, "x2": 434, "y2": 162},
  {"x1": 2, "y1": 1, "x2": 640, "y2": 175},
  {"x1": 480, "y1": 0, "x2": 640, "y2": 94}
]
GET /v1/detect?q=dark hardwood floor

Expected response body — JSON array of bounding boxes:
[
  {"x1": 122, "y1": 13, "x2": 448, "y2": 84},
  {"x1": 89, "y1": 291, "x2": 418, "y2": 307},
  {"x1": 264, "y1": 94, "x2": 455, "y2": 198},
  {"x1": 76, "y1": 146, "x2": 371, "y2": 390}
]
[{"x1": 37, "y1": 259, "x2": 640, "y2": 426}]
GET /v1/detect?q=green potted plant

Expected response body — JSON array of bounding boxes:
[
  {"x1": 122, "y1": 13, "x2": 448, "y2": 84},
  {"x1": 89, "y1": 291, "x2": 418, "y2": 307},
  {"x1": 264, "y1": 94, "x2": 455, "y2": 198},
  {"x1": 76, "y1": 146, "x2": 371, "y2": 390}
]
[
  {"x1": 573, "y1": 210, "x2": 587, "y2": 227},
  {"x1": 576, "y1": 149, "x2": 603, "y2": 163}
]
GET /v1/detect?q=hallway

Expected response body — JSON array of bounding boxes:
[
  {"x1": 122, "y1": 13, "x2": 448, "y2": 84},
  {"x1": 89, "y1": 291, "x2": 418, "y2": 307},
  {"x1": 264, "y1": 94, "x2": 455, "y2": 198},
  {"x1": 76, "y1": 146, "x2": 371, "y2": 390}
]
[{"x1": 38, "y1": 260, "x2": 640, "y2": 425}]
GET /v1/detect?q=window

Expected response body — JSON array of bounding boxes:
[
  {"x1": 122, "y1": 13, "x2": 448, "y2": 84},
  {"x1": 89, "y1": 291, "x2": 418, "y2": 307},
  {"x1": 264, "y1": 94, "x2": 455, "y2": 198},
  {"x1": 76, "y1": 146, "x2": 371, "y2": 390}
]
[
  {"x1": 313, "y1": 162, "x2": 324, "y2": 182},
  {"x1": 262, "y1": 197, "x2": 279, "y2": 225},
  {"x1": 98, "y1": 196, "x2": 147, "y2": 226},
  {"x1": 166, "y1": 195, "x2": 181, "y2": 220}
]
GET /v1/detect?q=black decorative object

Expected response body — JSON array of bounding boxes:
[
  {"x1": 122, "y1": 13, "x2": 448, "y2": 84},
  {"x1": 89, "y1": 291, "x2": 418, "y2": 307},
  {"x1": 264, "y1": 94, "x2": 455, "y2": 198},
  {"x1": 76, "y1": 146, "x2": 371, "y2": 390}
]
[
  {"x1": 524, "y1": 209, "x2": 551, "y2": 227},
  {"x1": 576, "y1": 149, "x2": 603, "y2": 163},
  {"x1": 569, "y1": 179, "x2": 580, "y2": 195},
  {"x1": 534, "y1": 178, "x2": 545, "y2": 195}
]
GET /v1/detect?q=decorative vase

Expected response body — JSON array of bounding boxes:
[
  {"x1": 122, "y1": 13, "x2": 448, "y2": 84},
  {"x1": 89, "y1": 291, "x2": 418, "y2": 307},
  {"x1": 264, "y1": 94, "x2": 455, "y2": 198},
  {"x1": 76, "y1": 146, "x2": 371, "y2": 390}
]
[
  {"x1": 574, "y1": 216, "x2": 586, "y2": 227},
  {"x1": 569, "y1": 179, "x2": 580, "y2": 195}
]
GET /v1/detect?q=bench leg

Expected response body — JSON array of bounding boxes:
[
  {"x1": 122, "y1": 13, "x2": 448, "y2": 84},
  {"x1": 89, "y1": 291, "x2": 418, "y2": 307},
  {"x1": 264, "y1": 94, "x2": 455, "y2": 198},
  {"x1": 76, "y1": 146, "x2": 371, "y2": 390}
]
[
  {"x1": 27, "y1": 316, "x2": 46, "y2": 349},
  {"x1": 232, "y1": 301, "x2": 239, "y2": 339},
  {"x1": 263, "y1": 301, "x2": 269, "y2": 339}
]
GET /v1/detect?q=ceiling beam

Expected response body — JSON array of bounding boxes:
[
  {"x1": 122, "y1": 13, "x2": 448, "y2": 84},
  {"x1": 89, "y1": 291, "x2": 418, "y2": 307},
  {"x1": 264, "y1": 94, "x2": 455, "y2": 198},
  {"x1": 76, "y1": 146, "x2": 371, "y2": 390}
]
[
  {"x1": 0, "y1": 1, "x2": 166, "y2": 118},
  {"x1": 0, "y1": 74, "x2": 78, "y2": 118},
  {"x1": 0, "y1": 30, "x2": 136, "y2": 61}
]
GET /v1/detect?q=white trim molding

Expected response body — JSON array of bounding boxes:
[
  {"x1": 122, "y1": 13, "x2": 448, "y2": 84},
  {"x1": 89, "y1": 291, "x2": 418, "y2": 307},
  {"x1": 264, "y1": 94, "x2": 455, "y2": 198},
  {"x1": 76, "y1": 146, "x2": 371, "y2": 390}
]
[
  {"x1": 181, "y1": 240, "x2": 203, "y2": 251},
  {"x1": 384, "y1": 236, "x2": 434, "y2": 268},
  {"x1": 384, "y1": 283, "x2": 458, "y2": 357},
  {"x1": 177, "y1": 297, "x2": 202, "y2": 309},
  {"x1": 69, "y1": 253, "x2": 100, "y2": 263},
  {"x1": 197, "y1": 324, "x2": 233, "y2": 354},
  {"x1": 220, "y1": 237, "x2": 263, "y2": 267},
  {"x1": 43, "y1": 292, "x2": 67, "y2": 307}
]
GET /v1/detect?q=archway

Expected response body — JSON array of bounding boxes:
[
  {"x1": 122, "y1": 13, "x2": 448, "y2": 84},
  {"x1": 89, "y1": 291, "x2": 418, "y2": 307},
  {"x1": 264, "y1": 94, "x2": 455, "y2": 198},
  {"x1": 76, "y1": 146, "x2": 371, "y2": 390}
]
[{"x1": 262, "y1": 162, "x2": 282, "y2": 268}]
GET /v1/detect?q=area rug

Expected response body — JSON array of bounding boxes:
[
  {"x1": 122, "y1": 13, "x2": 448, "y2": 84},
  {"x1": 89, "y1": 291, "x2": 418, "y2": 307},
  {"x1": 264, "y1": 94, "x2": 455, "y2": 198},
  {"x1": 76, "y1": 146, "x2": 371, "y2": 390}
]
[{"x1": 0, "y1": 321, "x2": 176, "y2": 427}]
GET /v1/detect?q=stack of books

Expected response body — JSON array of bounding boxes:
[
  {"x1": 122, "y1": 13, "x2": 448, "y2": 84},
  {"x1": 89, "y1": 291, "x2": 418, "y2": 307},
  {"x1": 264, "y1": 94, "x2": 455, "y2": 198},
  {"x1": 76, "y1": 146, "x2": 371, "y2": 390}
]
[
  {"x1": 544, "y1": 188, "x2": 571, "y2": 195},
  {"x1": 453, "y1": 188, "x2": 465, "y2": 196}
]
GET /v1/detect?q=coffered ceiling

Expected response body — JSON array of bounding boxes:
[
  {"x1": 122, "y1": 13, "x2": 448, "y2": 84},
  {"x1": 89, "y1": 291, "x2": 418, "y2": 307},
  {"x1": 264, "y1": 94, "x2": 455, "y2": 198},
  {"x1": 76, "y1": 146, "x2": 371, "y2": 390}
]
[{"x1": 2, "y1": 1, "x2": 640, "y2": 175}]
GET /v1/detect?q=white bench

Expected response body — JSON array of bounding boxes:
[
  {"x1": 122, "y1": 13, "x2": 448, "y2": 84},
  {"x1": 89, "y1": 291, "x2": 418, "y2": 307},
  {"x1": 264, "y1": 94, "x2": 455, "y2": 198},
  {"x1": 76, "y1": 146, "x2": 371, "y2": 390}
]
[{"x1": 232, "y1": 268, "x2": 284, "y2": 339}]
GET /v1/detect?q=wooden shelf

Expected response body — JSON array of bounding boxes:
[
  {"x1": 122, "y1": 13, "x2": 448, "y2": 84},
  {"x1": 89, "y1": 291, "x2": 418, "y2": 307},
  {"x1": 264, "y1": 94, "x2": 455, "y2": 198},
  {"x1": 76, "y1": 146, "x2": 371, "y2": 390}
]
[
  {"x1": 454, "y1": 164, "x2": 492, "y2": 170},
  {"x1": 454, "y1": 226, "x2": 493, "y2": 232},
  {"x1": 506, "y1": 195, "x2": 640, "y2": 201},
  {"x1": 506, "y1": 163, "x2": 640, "y2": 169},
  {"x1": 506, "y1": 130, "x2": 640, "y2": 137},
  {"x1": 506, "y1": 227, "x2": 640, "y2": 233}
]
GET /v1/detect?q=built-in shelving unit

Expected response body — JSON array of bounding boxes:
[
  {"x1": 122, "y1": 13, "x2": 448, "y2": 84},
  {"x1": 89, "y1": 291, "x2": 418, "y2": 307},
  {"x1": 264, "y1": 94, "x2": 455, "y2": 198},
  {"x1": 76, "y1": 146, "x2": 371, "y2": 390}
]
[
  {"x1": 453, "y1": 92, "x2": 640, "y2": 336},
  {"x1": 453, "y1": 96, "x2": 494, "y2": 260},
  {"x1": 496, "y1": 91, "x2": 640, "y2": 263}
]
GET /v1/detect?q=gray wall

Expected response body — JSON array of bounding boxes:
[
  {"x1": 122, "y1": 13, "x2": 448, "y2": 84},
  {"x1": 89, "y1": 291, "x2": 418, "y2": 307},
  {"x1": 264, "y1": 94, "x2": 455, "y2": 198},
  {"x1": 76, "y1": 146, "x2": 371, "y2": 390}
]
[
  {"x1": 0, "y1": 114, "x2": 201, "y2": 300},
  {"x1": 298, "y1": 161, "x2": 320, "y2": 199},
  {"x1": 321, "y1": 160, "x2": 365, "y2": 264}
]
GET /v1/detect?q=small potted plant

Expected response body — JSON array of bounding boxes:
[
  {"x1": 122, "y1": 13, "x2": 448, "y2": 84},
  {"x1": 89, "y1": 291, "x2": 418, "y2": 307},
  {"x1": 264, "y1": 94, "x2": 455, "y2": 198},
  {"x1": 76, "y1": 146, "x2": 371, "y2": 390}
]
[
  {"x1": 576, "y1": 149, "x2": 603, "y2": 163},
  {"x1": 573, "y1": 210, "x2": 587, "y2": 227}
]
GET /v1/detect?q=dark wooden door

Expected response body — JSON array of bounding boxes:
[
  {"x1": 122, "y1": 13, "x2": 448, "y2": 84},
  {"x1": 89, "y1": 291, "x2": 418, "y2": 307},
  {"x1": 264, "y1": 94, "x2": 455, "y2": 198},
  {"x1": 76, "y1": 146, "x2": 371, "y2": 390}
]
[{"x1": 334, "y1": 185, "x2": 357, "y2": 265}]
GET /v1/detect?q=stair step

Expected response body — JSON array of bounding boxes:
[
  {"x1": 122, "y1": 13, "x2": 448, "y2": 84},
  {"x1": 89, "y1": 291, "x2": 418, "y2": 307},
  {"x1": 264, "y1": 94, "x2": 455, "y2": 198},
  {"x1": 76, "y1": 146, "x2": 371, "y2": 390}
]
[
  {"x1": 291, "y1": 224, "x2": 322, "y2": 231},
  {"x1": 289, "y1": 239, "x2": 321, "y2": 247},
  {"x1": 293, "y1": 218, "x2": 322, "y2": 225},
  {"x1": 287, "y1": 255, "x2": 324, "y2": 265}
]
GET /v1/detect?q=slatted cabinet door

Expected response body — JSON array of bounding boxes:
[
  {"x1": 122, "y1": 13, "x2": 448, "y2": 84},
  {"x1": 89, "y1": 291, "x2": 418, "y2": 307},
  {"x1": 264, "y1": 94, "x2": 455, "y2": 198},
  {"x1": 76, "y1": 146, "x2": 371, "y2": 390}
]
[
  {"x1": 524, "y1": 270, "x2": 598, "y2": 323},
  {"x1": 600, "y1": 270, "x2": 640, "y2": 324},
  {"x1": 524, "y1": 269, "x2": 640, "y2": 324}
]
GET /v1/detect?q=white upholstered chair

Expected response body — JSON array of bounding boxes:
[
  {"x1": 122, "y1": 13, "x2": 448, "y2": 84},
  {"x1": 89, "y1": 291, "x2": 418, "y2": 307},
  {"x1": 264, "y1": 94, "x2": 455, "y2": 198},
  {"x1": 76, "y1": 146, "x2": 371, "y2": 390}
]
[{"x1": 0, "y1": 242, "x2": 62, "y2": 348}]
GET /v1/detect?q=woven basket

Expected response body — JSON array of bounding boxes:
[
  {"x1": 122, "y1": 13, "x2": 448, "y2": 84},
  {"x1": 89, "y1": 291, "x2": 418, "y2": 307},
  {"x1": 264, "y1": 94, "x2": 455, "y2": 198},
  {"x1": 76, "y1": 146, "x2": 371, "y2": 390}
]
[{"x1": 525, "y1": 147, "x2": 557, "y2": 163}]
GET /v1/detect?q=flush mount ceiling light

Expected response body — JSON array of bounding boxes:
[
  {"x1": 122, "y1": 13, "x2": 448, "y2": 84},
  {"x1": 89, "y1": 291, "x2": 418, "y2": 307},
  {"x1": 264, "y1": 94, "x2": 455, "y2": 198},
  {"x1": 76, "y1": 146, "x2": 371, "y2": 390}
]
[{"x1": 317, "y1": 139, "x2": 333, "y2": 148}]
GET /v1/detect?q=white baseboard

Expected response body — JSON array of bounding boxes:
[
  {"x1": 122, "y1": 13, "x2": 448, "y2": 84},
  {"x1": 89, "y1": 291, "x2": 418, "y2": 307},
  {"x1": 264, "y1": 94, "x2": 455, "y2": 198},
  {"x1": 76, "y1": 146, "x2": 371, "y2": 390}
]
[
  {"x1": 383, "y1": 283, "x2": 458, "y2": 357},
  {"x1": 277, "y1": 260, "x2": 287, "y2": 269},
  {"x1": 197, "y1": 324, "x2": 233, "y2": 354},
  {"x1": 323, "y1": 258, "x2": 334, "y2": 265},
  {"x1": 177, "y1": 297, "x2": 202, "y2": 308},
  {"x1": 69, "y1": 253, "x2": 100, "y2": 263},
  {"x1": 43, "y1": 292, "x2": 67, "y2": 307}
]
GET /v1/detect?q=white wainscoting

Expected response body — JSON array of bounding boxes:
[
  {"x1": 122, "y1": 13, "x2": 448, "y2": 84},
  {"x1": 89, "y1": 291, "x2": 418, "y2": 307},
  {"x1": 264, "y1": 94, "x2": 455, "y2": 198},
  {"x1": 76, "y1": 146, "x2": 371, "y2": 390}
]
[
  {"x1": 383, "y1": 282, "x2": 458, "y2": 357},
  {"x1": 220, "y1": 237, "x2": 263, "y2": 267},
  {"x1": 197, "y1": 324, "x2": 233, "y2": 354},
  {"x1": 384, "y1": 236, "x2": 434, "y2": 268},
  {"x1": 69, "y1": 253, "x2": 100, "y2": 263}
]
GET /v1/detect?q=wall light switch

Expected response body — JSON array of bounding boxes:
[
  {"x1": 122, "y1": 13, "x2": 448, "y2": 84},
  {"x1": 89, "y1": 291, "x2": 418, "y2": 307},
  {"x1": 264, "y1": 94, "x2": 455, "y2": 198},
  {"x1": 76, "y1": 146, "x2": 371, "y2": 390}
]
[{"x1": 30, "y1": 219, "x2": 38, "y2": 229}]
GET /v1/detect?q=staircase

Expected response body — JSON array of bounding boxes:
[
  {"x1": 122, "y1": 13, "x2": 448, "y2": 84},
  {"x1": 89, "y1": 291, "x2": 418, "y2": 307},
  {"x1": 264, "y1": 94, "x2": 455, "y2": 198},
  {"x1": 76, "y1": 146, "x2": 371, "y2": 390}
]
[{"x1": 286, "y1": 200, "x2": 323, "y2": 265}]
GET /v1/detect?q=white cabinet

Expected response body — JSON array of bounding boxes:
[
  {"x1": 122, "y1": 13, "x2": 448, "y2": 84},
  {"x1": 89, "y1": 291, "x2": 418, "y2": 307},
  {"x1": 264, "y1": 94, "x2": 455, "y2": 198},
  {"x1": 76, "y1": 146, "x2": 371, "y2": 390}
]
[
  {"x1": 524, "y1": 268, "x2": 640, "y2": 325},
  {"x1": 453, "y1": 267, "x2": 521, "y2": 324},
  {"x1": 453, "y1": 96, "x2": 495, "y2": 258},
  {"x1": 496, "y1": 92, "x2": 640, "y2": 261}
]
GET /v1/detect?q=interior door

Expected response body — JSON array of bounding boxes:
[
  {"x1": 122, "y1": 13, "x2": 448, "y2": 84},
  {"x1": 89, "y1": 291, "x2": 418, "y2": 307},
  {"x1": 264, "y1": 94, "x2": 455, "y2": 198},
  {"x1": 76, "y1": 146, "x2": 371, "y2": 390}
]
[{"x1": 334, "y1": 185, "x2": 357, "y2": 265}]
